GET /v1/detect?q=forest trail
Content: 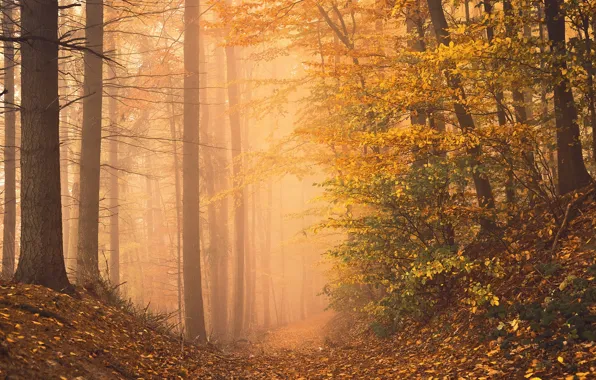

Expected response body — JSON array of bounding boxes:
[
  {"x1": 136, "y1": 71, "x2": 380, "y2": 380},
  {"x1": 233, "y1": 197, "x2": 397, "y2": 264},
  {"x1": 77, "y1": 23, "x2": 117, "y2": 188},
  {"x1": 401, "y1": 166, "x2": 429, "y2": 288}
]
[{"x1": 259, "y1": 312, "x2": 335, "y2": 353}]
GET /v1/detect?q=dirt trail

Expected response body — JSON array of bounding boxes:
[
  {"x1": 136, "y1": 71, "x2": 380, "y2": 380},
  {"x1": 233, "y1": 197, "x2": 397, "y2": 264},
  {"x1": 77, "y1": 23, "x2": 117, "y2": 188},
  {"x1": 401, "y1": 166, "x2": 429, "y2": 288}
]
[{"x1": 260, "y1": 312, "x2": 335, "y2": 353}]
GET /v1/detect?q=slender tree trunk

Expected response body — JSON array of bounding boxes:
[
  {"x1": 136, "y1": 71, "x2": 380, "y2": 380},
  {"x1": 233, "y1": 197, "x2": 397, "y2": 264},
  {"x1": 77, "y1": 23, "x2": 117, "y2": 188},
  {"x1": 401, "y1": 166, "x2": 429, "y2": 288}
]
[
  {"x1": 279, "y1": 182, "x2": 286, "y2": 325},
  {"x1": 107, "y1": 34, "x2": 120, "y2": 285},
  {"x1": 483, "y1": 0, "x2": 515, "y2": 205},
  {"x1": 225, "y1": 14, "x2": 246, "y2": 339},
  {"x1": 503, "y1": 0, "x2": 540, "y2": 203},
  {"x1": 537, "y1": 3, "x2": 557, "y2": 184},
  {"x1": 197, "y1": 29, "x2": 220, "y2": 337},
  {"x1": 245, "y1": 187, "x2": 257, "y2": 328},
  {"x1": 183, "y1": 0, "x2": 207, "y2": 342},
  {"x1": 77, "y1": 0, "x2": 104, "y2": 284},
  {"x1": 15, "y1": 0, "x2": 71, "y2": 292},
  {"x1": 261, "y1": 181, "x2": 273, "y2": 327},
  {"x1": 2, "y1": 0, "x2": 16, "y2": 278},
  {"x1": 67, "y1": 182, "x2": 80, "y2": 276},
  {"x1": 60, "y1": 105, "x2": 70, "y2": 266},
  {"x1": 426, "y1": 0, "x2": 496, "y2": 230},
  {"x1": 212, "y1": 34, "x2": 229, "y2": 338},
  {"x1": 300, "y1": 180, "x2": 307, "y2": 320},
  {"x1": 168, "y1": 95, "x2": 183, "y2": 333},
  {"x1": 242, "y1": 60, "x2": 256, "y2": 330},
  {"x1": 144, "y1": 155, "x2": 155, "y2": 301},
  {"x1": 544, "y1": 0, "x2": 592, "y2": 195}
]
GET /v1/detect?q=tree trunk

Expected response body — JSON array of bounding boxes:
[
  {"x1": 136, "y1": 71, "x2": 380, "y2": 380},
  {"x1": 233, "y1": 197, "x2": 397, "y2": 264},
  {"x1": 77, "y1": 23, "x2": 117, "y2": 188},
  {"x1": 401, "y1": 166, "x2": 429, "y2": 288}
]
[
  {"x1": 212, "y1": 34, "x2": 230, "y2": 338},
  {"x1": 300, "y1": 180, "x2": 307, "y2": 321},
  {"x1": 168, "y1": 94, "x2": 183, "y2": 332},
  {"x1": 60, "y1": 103, "x2": 71, "y2": 267},
  {"x1": 426, "y1": 0, "x2": 496, "y2": 229},
  {"x1": 107, "y1": 33, "x2": 120, "y2": 285},
  {"x1": 279, "y1": 182, "x2": 287, "y2": 325},
  {"x1": 243, "y1": 60, "x2": 256, "y2": 330},
  {"x1": 2, "y1": 0, "x2": 16, "y2": 278},
  {"x1": 183, "y1": 0, "x2": 207, "y2": 342},
  {"x1": 198, "y1": 28, "x2": 219, "y2": 337},
  {"x1": 14, "y1": 0, "x2": 71, "y2": 292},
  {"x1": 261, "y1": 181, "x2": 273, "y2": 327},
  {"x1": 67, "y1": 182, "x2": 80, "y2": 276},
  {"x1": 77, "y1": 0, "x2": 104, "y2": 284},
  {"x1": 225, "y1": 16, "x2": 246, "y2": 338},
  {"x1": 245, "y1": 187, "x2": 257, "y2": 328},
  {"x1": 544, "y1": 0, "x2": 592, "y2": 195}
]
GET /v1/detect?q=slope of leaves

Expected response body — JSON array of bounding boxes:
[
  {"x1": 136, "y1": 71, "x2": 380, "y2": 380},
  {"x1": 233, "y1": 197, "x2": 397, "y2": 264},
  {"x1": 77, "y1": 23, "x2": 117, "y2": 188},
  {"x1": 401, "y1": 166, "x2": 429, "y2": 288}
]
[{"x1": 0, "y1": 284, "x2": 261, "y2": 379}]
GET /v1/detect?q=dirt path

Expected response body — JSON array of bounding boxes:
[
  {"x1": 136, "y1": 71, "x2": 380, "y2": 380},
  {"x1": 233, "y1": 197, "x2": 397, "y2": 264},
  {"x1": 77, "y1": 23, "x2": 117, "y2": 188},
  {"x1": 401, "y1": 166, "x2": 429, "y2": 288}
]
[{"x1": 260, "y1": 312, "x2": 335, "y2": 353}]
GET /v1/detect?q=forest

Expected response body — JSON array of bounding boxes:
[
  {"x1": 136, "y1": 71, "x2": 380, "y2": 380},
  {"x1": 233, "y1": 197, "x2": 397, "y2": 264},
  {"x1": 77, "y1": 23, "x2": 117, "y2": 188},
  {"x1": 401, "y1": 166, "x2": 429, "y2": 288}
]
[{"x1": 0, "y1": 0, "x2": 595, "y2": 378}]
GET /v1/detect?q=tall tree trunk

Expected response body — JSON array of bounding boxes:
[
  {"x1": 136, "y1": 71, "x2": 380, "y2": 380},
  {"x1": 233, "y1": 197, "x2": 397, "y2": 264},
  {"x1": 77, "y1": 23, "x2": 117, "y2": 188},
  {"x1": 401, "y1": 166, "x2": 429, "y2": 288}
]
[
  {"x1": 544, "y1": 0, "x2": 592, "y2": 195},
  {"x1": 245, "y1": 187, "x2": 257, "y2": 328},
  {"x1": 198, "y1": 28, "x2": 219, "y2": 337},
  {"x1": 242, "y1": 60, "x2": 256, "y2": 330},
  {"x1": 183, "y1": 0, "x2": 207, "y2": 342},
  {"x1": 503, "y1": 0, "x2": 539, "y2": 203},
  {"x1": 299, "y1": 180, "x2": 307, "y2": 321},
  {"x1": 2, "y1": 0, "x2": 16, "y2": 278},
  {"x1": 261, "y1": 181, "x2": 273, "y2": 327},
  {"x1": 67, "y1": 182, "x2": 80, "y2": 275},
  {"x1": 426, "y1": 0, "x2": 496, "y2": 230},
  {"x1": 60, "y1": 103, "x2": 70, "y2": 266},
  {"x1": 107, "y1": 33, "x2": 120, "y2": 285},
  {"x1": 212, "y1": 34, "x2": 229, "y2": 338},
  {"x1": 168, "y1": 94, "x2": 183, "y2": 332},
  {"x1": 279, "y1": 182, "x2": 286, "y2": 325},
  {"x1": 537, "y1": 3, "x2": 557, "y2": 184},
  {"x1": 225, "y1": 13, "x2": 246, "y2": 338},
  {"x1": 14, "y1": 0, "x2": 71, "y2": 292},
  {"x1": 144, "y1": 155, "x2": 155, "y2": 302},
  {"x1": 77, "y1": 0, "x2": 104, "y2": 284},
  {"x1": 484, "y1": 0, "x2": 515, "y2": 205}
]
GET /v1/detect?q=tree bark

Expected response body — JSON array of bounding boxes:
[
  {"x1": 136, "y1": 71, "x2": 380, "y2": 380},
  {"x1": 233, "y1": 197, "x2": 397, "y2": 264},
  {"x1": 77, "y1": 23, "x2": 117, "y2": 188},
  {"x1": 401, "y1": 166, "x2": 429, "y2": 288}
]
[
  {"x1": 168, "y1": 94, "x2": 183, "y2": 332},
  {"x1": 212, "y1": 33, "x2": 230, "y2": 338},
  {"x1": 2, "y1": 0, "x2": 16, "y2": 278},
  {"x1": 484, "y1": 0, "x2": 515, "y2": 205},
  {"x1": 14, "y1": 0, "x2": 71, "y2": 292},
  {"x1": 544, "y1": 0, "x2": 592, "y2": 195},
  {"x1": 243, "y1": 60, "x2": 257, "y2": 330},
  {"x1": 107, "y1": 45, "x2": 120, "y2": 285},
  {"x1": 198, "y1": 28, "x2": 220, "y2": 337},
  {"x1": 260, "y1": 181, "x2": 273, "y2": 327},
  {"x1": 60, "y1": 101, "x2": 70, "y2": 267},
  {"x1": 183, "y1": 0, "x2": 207, "y2": 342},
  {"x1": 225, "y1": 16, "x2": 246, "y2": 338},
  {"x1": 426, "y1": 0, "x2": 496, "y2": 229},
  {"x1": 77, "y1": 0, "x2": 104, "y2": 284}
]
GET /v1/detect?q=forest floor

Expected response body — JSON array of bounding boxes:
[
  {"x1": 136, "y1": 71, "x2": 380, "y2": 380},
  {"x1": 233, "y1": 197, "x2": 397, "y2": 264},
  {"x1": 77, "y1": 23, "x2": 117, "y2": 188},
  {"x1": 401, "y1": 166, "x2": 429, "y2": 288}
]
[
  {"x1": 0, "y1": 279, "x2": 593, "y2": 379},
  {"x1": 1, "y1": 200, "x2": 596, "y2": 379}
]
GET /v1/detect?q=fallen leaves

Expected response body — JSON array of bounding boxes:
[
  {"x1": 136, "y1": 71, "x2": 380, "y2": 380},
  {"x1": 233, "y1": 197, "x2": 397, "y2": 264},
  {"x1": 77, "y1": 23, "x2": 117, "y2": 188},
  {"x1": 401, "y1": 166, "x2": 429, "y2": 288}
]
[{"x1": 0, "y1": 281, "x2": 594, "y2": 379}]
